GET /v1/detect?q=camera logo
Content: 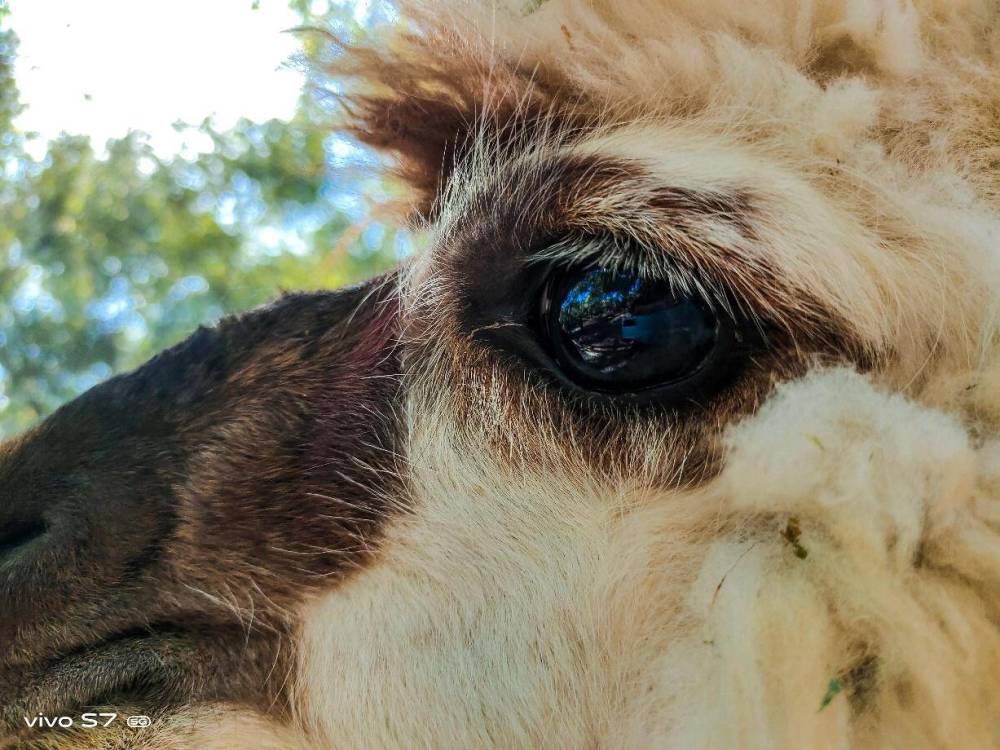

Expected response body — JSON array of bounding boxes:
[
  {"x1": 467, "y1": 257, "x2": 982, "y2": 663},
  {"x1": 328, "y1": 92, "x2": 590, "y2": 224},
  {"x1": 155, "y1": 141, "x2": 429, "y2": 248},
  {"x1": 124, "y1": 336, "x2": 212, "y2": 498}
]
[
  {"x1": 24, "y1": 713, "x2": 118, "y2": 730},
  {"x1": 127, "y1": 716, "x2": 152, "y2": 729}
]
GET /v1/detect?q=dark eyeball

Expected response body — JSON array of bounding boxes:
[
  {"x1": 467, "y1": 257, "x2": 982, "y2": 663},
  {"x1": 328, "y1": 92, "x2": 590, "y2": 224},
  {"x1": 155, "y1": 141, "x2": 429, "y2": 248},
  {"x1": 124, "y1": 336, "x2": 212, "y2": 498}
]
[{"x1": 541, "y1": 266, "x2": 745, "y2": 398}]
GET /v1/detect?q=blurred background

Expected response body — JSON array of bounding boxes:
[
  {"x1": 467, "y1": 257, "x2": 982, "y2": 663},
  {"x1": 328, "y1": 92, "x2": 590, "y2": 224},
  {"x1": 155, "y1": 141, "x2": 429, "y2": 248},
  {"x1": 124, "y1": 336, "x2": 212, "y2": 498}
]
[{"x1": 0, "y1": 0, "x2": 406, "y2": 436}]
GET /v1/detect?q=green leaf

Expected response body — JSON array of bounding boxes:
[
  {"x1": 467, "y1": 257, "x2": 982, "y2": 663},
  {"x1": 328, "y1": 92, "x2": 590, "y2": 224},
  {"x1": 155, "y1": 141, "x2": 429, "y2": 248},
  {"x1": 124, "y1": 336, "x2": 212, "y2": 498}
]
[{"x1": 818, "y1": 678, "x2": 843, "y2": 711}]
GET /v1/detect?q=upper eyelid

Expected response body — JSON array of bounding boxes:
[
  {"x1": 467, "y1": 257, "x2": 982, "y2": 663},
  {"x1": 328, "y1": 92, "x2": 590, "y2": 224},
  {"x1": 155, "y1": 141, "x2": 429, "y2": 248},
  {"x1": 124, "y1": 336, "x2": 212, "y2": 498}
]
[
  {"x1": 524, "y1": 234, "x2": 739, "y2": 316},
  {"x1": 446, "y1": 148, "x2": 866, "y2": 362},
  {"x1": 445, "y1": 151, "x2": 792, "y2": 335}
]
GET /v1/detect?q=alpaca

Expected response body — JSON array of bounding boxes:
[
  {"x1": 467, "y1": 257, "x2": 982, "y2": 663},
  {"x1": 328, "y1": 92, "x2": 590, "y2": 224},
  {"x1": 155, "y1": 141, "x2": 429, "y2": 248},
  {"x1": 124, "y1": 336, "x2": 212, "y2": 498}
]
[{"x1": 3, "y1": 0, "x2": 1000, "y2": 747}]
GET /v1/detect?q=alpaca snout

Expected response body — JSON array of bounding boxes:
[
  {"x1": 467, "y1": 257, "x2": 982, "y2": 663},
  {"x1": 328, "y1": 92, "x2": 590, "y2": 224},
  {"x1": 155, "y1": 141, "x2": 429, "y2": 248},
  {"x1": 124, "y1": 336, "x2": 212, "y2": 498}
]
[
  {"x1": 0, "y1": 440, "x2": 54, "y2": 575},
  {"x1": 0, "y1": 280, "x2": 402, "y2": 731},
  {"x1": 0, "y1": 518, "x2": 47, "y2": 567},
  {"x1": 0, "y1": 453, "x2": 174, "y2": 670}
]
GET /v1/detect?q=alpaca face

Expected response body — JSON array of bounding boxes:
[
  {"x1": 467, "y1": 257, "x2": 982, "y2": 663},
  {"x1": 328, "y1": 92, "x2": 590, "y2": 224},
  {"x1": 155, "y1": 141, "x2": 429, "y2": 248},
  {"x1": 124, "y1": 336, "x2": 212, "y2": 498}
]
[{"x1": 5, "y1": 1, "x2": 1000, "y2": 748}]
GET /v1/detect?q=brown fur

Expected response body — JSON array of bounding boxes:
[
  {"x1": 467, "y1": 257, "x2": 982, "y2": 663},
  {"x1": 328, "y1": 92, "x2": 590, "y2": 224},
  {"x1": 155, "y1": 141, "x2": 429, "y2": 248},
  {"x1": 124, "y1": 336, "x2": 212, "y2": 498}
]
[{"x1": 0, "y1": 279, "x2": 403, "y2": 742}]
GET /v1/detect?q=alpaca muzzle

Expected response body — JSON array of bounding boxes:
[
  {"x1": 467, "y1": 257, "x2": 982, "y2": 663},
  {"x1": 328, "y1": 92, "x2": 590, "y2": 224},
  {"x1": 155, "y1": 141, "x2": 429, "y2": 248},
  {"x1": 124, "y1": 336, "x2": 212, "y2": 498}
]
[{"x1": 0, "y1": 279, "x2": 402, "y2": 743}]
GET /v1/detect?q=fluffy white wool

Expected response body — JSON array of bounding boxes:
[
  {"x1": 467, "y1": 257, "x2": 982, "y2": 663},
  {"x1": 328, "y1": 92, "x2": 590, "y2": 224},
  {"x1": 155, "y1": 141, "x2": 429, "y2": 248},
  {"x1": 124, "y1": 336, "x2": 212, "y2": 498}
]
[
  {"x1": 647, "y1": 369, "x2": 1000, "y2": 748},
  {"x1": 295, "y1": 369, "x2": 1000, "y2": 748}
]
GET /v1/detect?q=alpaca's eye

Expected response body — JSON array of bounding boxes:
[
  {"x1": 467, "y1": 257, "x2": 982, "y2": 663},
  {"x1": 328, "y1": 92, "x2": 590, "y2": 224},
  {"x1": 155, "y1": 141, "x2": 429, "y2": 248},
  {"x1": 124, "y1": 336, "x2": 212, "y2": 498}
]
[{"x1": 541, "y1": 267, "x2": 730, "y2": 395}]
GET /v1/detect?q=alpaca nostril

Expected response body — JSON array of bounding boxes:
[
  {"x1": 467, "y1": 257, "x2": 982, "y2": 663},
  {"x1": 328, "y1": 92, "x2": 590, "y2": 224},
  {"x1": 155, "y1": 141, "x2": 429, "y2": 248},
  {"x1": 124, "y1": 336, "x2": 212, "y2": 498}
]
[{"x1": 0, "y1": 518, "x2": 48, "y2": 562}]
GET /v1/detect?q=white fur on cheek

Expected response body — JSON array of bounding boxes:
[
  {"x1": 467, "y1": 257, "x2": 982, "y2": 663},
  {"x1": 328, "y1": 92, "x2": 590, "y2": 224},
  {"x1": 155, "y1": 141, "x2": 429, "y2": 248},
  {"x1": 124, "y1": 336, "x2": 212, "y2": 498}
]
[
  {"x1": 294, "y1": 369, "x2": 1000, "y2": 749},
  {"x1": 294, "y1": 401, "x2": 616, "y2": 750},
  {"x1": 650, "y1": 369, "x2": 1000, "y2": 749},
  {"x1": 721, "y1": 368, "x2": 975, "y2": 568}
]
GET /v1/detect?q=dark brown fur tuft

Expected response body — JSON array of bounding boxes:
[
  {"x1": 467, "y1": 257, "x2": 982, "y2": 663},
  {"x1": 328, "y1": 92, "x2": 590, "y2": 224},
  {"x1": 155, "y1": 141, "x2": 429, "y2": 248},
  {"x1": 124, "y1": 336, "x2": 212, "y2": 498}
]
[{"x1": 316, "y1": 12, "x2": 584, "y2": 217}]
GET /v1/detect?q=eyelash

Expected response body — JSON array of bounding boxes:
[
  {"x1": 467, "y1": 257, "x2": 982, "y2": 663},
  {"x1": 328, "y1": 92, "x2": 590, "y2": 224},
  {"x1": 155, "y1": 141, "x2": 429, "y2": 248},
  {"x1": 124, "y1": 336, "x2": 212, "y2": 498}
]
[{"x1": 458, "y1": 241, "x2": 766, "y2": 409}]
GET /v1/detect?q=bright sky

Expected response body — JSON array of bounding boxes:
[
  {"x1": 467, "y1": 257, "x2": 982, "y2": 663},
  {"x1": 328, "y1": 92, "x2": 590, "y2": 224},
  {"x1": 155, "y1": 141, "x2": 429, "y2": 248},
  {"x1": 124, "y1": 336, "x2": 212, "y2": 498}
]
[{"x1": 9, "y1": 0, "x2": 305, "y2": 157}]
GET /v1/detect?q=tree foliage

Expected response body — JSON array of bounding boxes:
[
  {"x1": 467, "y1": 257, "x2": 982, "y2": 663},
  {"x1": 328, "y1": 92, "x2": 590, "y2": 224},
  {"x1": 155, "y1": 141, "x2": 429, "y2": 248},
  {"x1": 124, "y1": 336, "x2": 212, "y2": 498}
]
[{"x1": 0, "y1": 1, "x2": 404, "y2": 435}]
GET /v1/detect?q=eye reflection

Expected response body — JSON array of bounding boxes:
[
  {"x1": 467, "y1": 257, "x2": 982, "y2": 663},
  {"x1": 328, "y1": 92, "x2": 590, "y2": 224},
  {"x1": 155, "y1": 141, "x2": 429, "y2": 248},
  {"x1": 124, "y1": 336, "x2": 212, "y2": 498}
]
[{"x1": 547, "y1": 267, "x2": 719, "y2": 390}]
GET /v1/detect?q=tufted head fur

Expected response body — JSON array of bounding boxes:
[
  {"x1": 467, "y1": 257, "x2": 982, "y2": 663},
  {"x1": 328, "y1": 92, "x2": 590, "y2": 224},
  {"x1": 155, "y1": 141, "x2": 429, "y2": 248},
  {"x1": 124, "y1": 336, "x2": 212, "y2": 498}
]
[{"x1": 4, "y1": 1, "x2": 1000, "y2": 748}]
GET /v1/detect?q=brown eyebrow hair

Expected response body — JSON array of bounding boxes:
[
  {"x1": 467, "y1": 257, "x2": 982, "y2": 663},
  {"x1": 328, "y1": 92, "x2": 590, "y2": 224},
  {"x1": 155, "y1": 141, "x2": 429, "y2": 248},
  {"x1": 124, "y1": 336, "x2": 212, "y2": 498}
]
[{"x1": 431, "y1": 150, "x2": 871, "y2": 367}]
